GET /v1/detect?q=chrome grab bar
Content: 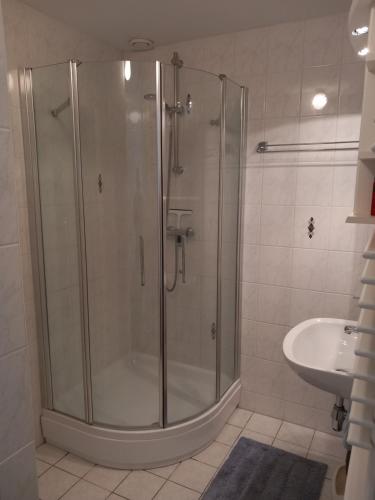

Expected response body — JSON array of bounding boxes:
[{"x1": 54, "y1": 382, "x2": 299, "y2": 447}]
[
  {"x1": 139, "y1": 236, "x2": 145, "y2": 286},
  {"x1": 181, "y1": 236, "x2": 186, "y2": 284}
]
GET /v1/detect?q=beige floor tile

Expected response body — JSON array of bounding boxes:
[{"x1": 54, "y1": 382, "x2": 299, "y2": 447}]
[
  {"x1": 38, "y1": 467, "x2": 79, "y2": 500},
  {"x1": 227, "y1": 408, "x2": 253, "y2": 428},
  {"x1": 84, "y1": 465, "x2": 130, "y2": 491},
  {"x1": 36, "y1": 459, "x2": 51, "y2": 477},
  {"x1": 273, "y1": 439, "x2": 308, "y2": 458},
  {"x1": 154, "y1": 481, "x2": 200, "y2": 500},
  {"x1": 245, "y1": 413, "x2": 282, "y2": 437},
  {"x1": 170, "y1": 459, "x2": 216, "y2": 493},
  {"x1": 56, "y1": 453, "x2": 95, "y2": 477},
  {"x1": 61, "y1": 479, "x2": 109, "y2": 499},
  {"x1": 194, "y1": 442, "x2": 230, "y2": 467},
  {"x1": 106, "y1": 495, "x2": 124, "y2": 500},
  {"x1": 310, "y1": 432, "x2": 346, "y2": 459},
  {"x1": 147, "y1": 463, "x2": 178, "y2": 479},
  {"x1": 307, "y1": 451, "x2": 344, "y2": 480},
  {"x1": 276, "y1": 422, "x2": 314, "y2": 449},
  {"x1": 240, "y1": 429, "x2": 273, "y2": 445},
  {"x1": 216, "y1": 424, "x2": 241, "y2": 446},
  {"x1": 115, "y1": 470, "x2": 165, "y2": 500},
  {"x1": 36, "y1": 443, "x2": 67, "y2": 465}
]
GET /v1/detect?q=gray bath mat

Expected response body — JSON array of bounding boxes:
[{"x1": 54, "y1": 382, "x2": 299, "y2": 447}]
[{"x1": 202, "y1": 437, "x2": 327, "y2": 500}]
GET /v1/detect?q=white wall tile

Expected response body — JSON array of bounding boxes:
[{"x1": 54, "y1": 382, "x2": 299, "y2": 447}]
[
  {"x1": 291, "y1": 248, "x2": 327, "y2": 291},
  {"x1": 295, "y1": 166, "x2": 334, "y2": 207},
  {"x1": 304, "y1": 15, "x2": 343, "y2": 67},
  {"x1": 332, "y1": 166, "x2": 357, "y2": 207},
  {"x1": 0, "y1": 349, "x2": 33, "y2": 463},
  {"x1": 242, "y1": 244, "x2": 259, "y2": 283},
  {"x1": 323, "y1": 293, "x2": 358, "y2": 321},
  {"x1": 244, "y1": 167, "x2": 262, "y2": 205},
  {"x1": 0, "y1": 244, "x2": 26, "y2": 356},
  {"x1": 242, "y1": 204, "x2": 261, "y2": 245},
  {"x1": 262, "y1": 166, "x2": 296, "y2": 205},
  {"x1": 261, "y1": 205, "x2": 294, "y2": 247},
  {"x1": 234, "y1": 27, "x2": 269, "y2": 77},
  {"x1": 240, "y1": 319, "x2": 256, "y2": 356},
  {"x1": 289, "y1": 289, "x2": 325, "y2": 327},
  {"x1": 241, "y1": 283, "x2": 258, "y2": 320},
  {"x1": 0, "y1": 443, "x2": 38, "y2": 500},
  {"x1": 0, "y1": 130, "x2": 18, "y2": 245},
  {"x1": 245, "y1": 74, "x2": 266, "y2": 119},
  {"x1": 324, "y1": 251, "x2": 364, "y2": 294},
  {"x1": 257, "y1": 284, "x2": 291, "y2": 325},
  {"x1": 267, "y1": 21, "x2": 304, "y2": 73},
  {"x1": 265, "y1": 72, "x2": 301, "y2": 118},
  {"x1": 258, "y1": 245, "x2": 292, "y2": 286},
  {"x1": 339, "y1": 63, "x2": 365, "y2": 115},
  {"x1": 255, "y1": 322, "x2": 288, "y2": 363}
]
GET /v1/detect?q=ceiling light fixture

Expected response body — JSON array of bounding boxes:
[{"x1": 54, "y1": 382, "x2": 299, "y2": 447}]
[
  {"x1": 352, "y1": 26, "x2": 369, "y2": 36},
  {"x1": 312, "y1": 92, "x2": 328, "y2": 111},
  {"x1": 358, "y1": 47, "x2": 369, "y2": 56},
  {"x1": 128, "y1": 38, "x2": 154, "y2": 51}
]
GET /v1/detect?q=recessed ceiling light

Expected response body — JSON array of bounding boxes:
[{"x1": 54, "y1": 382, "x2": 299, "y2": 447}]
[
  {"x1": 128, "y1": 38, "x2": 154, "y2": 51},
  {"x1": 358, "y1": 47, "x2": 369, "y2": 57},
  {"x1": 312, "y1": 92, "x2": 328, "y2": 111},
  {"x1": 352, "y1": 26, "x2": 369, "y2": 36}
]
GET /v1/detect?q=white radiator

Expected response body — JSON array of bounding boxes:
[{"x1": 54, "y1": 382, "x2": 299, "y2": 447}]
[{"x1": 345, "y1": 231, "x2": 375, "y2": 500}]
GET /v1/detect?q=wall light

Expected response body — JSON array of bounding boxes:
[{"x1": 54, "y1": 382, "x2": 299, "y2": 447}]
[
  {"x1": 352, "y1": 26, "x2": 369, "y2": 36},
  {"x1": 312, "y1": 92, "x2": 328, "y2": 111},
  {"x1": 124, "y1": 60, "x2": 131, "y2": 81},
  {"x1": 358, "y1": 47, "x2": 369, "y2": 57}
]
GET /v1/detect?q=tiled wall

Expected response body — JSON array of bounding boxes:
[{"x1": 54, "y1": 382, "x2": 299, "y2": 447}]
[
  {"x1": 134, "y1": 14, "x2": 372, "y2": 431},
  {"x1": 1, "y1": 0, "x2": 120, "y2": 443},
  {"x1": 0, "y1": 0, "x2": 38, "y2": 497}
]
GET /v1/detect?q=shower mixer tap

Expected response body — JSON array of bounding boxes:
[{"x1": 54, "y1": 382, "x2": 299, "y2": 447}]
[{"x1": 166, "y1": 209, "x2": 193, "y2": 291}]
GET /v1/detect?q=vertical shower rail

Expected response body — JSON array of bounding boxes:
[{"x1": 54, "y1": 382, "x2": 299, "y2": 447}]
[
  {"x1": 69, "y1": 60, "x2": 93, "y2": 424},
  {"x1": 216, "y1": 74, "x2": 226, "y2": 402},
  {"x1": 235, "y1": 86, "x2": 248, "y2": 380},
  {"x1": 19, "y1": 68, "x2": 54, "y2": 410}
]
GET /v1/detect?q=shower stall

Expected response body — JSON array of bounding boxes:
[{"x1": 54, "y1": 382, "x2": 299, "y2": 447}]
[{"x1": 20, "y1": 54, "x2": 247, "y2": 468}]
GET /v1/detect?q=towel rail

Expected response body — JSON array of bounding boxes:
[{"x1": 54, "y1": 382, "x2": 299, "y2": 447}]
[{"x1": 256, "y1": 140, "x2": 359, "y2": 154}]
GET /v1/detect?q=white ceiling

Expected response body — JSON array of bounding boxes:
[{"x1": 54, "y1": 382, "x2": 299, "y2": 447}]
[{"x1": 22, "y1": 0, "x2": 351, "y2": 49}]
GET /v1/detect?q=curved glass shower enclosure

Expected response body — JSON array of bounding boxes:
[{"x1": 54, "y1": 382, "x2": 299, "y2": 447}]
[{"x1": 21, "y1": 56, "x2": 246, "y2": 433}]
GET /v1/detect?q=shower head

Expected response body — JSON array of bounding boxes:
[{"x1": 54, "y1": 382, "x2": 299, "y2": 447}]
[{"x1": 144, "y1": 93, "x2": 156, "y2": 101}]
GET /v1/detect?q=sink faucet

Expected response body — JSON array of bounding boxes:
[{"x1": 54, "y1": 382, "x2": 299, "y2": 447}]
[{"x1": 344, "y1": 325, "x2": 358, "y2": 335}]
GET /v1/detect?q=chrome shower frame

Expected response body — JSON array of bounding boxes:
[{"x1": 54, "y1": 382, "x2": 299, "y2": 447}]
[{"x1": 19, "y1": 58, "x2": 247, "y2": 431}]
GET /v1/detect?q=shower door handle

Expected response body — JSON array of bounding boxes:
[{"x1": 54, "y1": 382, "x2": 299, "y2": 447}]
[{"x1": 139, "y1": 236, "x2": 145, "y2": 286}]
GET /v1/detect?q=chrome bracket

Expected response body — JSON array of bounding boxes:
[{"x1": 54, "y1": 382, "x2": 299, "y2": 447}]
[{"x1": 211, "y1": 322, "x2": 217, "y2": 340}]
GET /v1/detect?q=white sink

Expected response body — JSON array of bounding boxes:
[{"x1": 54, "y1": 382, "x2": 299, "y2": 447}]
[{"x1": 283, "y1": 318, "x2": 359, "y2": 398}]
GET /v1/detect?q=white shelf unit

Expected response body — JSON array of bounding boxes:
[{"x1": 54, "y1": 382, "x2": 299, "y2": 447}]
[{"x1": 349, "y1": 6, "x2": 375, "y2": 225}]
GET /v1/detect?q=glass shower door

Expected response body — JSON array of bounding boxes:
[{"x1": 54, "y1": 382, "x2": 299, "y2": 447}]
[
  {"x1": 163, "y1": 66, "x2": 221, "y2": 424},
  {"x1": 32, "y1": 63, "x2": 86, "y2": 420},
  {"x1": 220, "y1": 79, "x2": 242, "y2": 395},
  {"x1": 77, "y1": 61, "x2": 162, "y2": 427}
]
